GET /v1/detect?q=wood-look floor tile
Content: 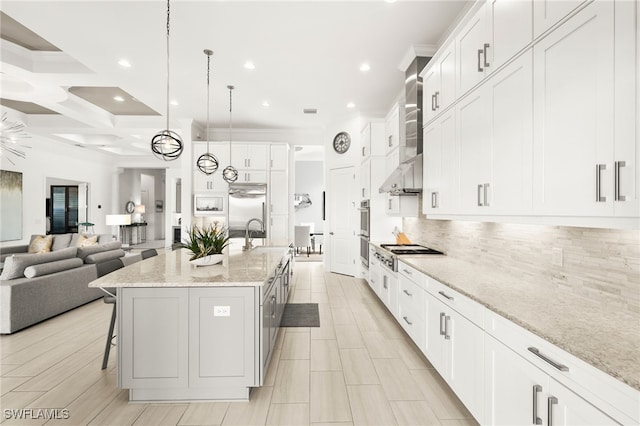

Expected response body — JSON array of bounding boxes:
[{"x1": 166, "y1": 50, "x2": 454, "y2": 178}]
[
  {"x1": 132, "y1": 404, "x2": 188, "y2": 426},
  {"x1": 0, "y1": 391, "x2": 45, "y2": 414},
  {"x1": 439, "y1": 418, "x2": 479, "y2": 426},
  {"x1": 331, "y1": 308, "x2": 356, "y2": 326},
  {"x1": 310, "y1": 339, "x2": 342, "y2": 371},
  {"x1": 373, "y1": 358, "x2": 425, "y2": 401},
  {"x1": 309, "y1": 371, "x2": 352, "y2": 423},
  {"x1": 280, "y1": 332, "x2": 310, "y2": 360},
  {"x1": 389, "y1": 400, "x2": 441, "y2": 426},
  {"x1": 346, "y1": 385, "x2": 397, "y2": 426},
  {"x1": 335, "y1": 324, "x2": 367, "y2": 349},
  {"x1": 265, "y1": 403, "x2": 309, "y2": 425},
  {"x1": 223, "y1": 386, "x2": 273, "y2": 425},
  {"x1": 411, "y1": 369, "x2": 473, "y2": 420},
  {"x1": 0, "y1": 376, "x2": 30, "y2": 395},
  {"x1": 311, "y1": 292, "x2": 329, "y2": 304},
  {"x1": 46, "y1": 373, "x2": 121, "y2": 426},
  {"x1": 87, "y1": 389, "x2": 146, "y2": 426},
  {"x1": 263, "y1": 347, "x2": 281, "y2": 387},
  {"x1": 392, "y1": 337, "x2": 431, "y2": 370},
  {"x1": 178, "y1": 402, "x2": 229, "y2": 425},
  {"x1": 16, "y1": 350, "x2": 99, "y2": 392},
  {"x1": 311, "y1": 423, "x2": 354, "y2": 426},
  {"x1": 351, "y1": 307, "x2": 381, "y2": 333},
  {"x1": 271, "y1": 359, "x2": 309, "y2": 404},
  {"x1": 339, "y1": 349, "x2": 379, "y2": 385},
  {"x1": 361, "y1": 332, "x2": 397, "y2": 359},
  {"x1": 310, "y1": 308, "x2": 336, "y2": 341}
]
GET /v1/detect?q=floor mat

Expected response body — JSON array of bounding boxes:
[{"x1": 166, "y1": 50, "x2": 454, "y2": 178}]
[{"x1": 280, "y1": 303, "x2": 320, "y2": 327}]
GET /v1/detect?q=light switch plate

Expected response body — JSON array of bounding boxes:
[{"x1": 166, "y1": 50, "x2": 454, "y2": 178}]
[{"x1": 214, "y1": 306, "x2": 231, "y2": 317}]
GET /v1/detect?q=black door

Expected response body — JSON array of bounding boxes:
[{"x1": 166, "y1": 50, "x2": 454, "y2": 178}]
[{"x1": 50, "y1": 186, "x2": 78, "y2": 234}]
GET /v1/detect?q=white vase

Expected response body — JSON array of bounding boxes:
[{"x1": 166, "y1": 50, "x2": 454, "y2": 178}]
[{"x1": 189, "y1": 254, "x2": 224, "y2": 266}]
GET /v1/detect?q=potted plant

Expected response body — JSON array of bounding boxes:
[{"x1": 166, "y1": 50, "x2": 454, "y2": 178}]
[{"x1": 180, "y1": 223, "x2": 230, "y2": 266}]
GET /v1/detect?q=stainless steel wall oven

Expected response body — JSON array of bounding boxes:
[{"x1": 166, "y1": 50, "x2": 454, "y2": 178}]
[{"x1": 358, "y1": 200, "x2": 370, "y2": 268}]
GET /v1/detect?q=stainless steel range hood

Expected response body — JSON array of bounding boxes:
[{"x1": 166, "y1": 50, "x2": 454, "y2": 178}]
[{"x1": 379, "y1": 56, "x2": 430, "y2": 195}]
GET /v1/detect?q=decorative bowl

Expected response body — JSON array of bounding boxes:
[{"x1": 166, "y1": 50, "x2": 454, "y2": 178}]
[{"x1": 189, "y1": 254, "x2": 224, "y2": 267}]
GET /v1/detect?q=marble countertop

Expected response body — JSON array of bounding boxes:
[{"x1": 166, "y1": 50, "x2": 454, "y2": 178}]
[
  {"x1": 89, "y1": 245, "x2": 290, "y2": 288},
  {"x1": 370, "y1": 243, "x2": 639, "y2": 392}
]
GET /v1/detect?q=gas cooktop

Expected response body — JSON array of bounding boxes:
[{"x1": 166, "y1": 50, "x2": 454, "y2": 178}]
[{"x1": 380, "y1": 244, "x2": 444, "y2": 255}]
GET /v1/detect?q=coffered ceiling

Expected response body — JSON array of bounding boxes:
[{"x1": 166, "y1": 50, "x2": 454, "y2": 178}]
[{"x1": 0, "y1": 1, "x2": 469, "y2": 157}]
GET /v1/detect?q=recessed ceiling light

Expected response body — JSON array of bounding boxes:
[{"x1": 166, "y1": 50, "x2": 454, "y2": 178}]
[
  {"x1": 347, "y1": 102, "x2": 356, "y2": 108},
  {"x1": 262, "y1": 101, "x2": 270, "y2": 107},
  {"x1": 118, "y1": 59, "x2": 131, "y2": 68},
  {"x1": 360, "y1": 63, "x2": 371, "y2": 72},
  {"x1": 244, "y1": 61, "x2": 255, "y2": 70},
  {"x1": 170, "y1": 100, "x2": 179, "y2": 106},
  {"x1": 113, "y1": 95, "x2": 125, "y2": 102}
]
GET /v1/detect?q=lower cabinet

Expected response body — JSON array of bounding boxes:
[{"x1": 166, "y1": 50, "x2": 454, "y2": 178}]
[
  {"x1": 484, "y1": 334, "x2": 619, "y2": 426},
  {"x1": 379, "y1": 267, "x2": 398, "y2": 319},
  {"x1": 118, "y1": 287, "x2": 258, "y2": 400}
]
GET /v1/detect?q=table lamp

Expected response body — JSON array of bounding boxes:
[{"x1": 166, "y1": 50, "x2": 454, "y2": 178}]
[
  {"x1": 106, "y1": 214, "x2": 132, "y2": 242},
  {"x1": 134, "y1": 204, "x2": 145, "y2": 223}
]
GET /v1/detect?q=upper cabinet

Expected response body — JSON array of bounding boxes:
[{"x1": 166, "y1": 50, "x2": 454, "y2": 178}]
[
  {"x1": 533, "y1": 0, "x2": 588, "y2": 37},
  {"x1": 231, "y1": 143, "x2": 268, "y2": 170},
  {"x1": 269, "y1": 144, "x2": 288, "y2": 171},
  {"x1": 360, "y1": 121, "x2": 386, "y2": 161},
  {"x1": 385, "y1": 103, "x2": 405, "y2": 156},
  {"x1": 456, "y1": 0, "x2": 533, "y2": 96},
  {"x1": 424, "y1": 43, "x2": 456, "y2": 123},
  {"x1": 422, "y1": 0, "x2": 638, "y2": 228}
]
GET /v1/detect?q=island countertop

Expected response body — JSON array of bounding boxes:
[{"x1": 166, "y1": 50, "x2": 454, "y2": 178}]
[{"x1": 89, "y1": 245, "x2": 290, "y2": 288}]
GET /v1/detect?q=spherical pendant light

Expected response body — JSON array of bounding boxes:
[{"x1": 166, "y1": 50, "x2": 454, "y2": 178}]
[
  {"x1": 151, "y1": 0, "x2": 183, "y2": 161},
  {"x1": 223, "y1": 85, "x2": 238, "y2": 183},
  {"x1": 196, "y1": 49, "x2": 219, "y2": 175}
]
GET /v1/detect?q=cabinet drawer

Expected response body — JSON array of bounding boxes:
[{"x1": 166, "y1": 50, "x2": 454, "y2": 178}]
[
  {"x1": 426, "y1": 277, "x2": 484, "y2": 327},
  {"x1": 398, "y1": 261, "x2": 427, "y2": 289},
  {"x1": 399, "y1": 277, "x2": 425, "y2": 320},
  {"x1": 397, "y1": 303, "x2": 426, "y2": 351},
  {"x1": 484, "y1": 309, "x2": 639, "y2": 425}
]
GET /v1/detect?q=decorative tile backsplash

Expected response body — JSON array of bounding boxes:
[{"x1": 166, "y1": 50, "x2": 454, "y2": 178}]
[{"x1": 403, "y1": 214, "x2": 640, "y2": 313}]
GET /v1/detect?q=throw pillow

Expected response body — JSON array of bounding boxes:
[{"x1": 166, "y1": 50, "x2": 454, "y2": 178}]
[
  {"x1": 76, "y1": 234, "x2": 98, "y2": 247},
  {"x1": 28, "y1": 235, "x2": 53, "y2": 254},
  {"x1": 23, "y1": 258, "x2": 84, "y2": 278},
  {"x1": 51, "y1": 233, "x2": 72, "y2": 251}
]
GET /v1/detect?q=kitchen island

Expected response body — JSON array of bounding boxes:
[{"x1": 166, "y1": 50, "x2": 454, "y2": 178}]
[{"x1": 89, "y1": 245, "x2": 293, "y2": 402}]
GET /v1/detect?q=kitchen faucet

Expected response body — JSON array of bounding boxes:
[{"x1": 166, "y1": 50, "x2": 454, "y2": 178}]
[{"x1": 244, "y1": 218, "x2": 264, "y2": 251}]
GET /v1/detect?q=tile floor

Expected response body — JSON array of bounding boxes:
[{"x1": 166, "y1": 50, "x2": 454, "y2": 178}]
[{"x1": 0, "y1": 262, "x2": 478, "y2": 425}]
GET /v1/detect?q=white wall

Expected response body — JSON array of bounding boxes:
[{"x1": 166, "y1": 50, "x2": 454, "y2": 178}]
[
  {"x1": 0, "y1": 135, "x2": 116, "y2": 246},
  {"x1": 294, "y1": 160, "x2": 324, "y2": 233}
]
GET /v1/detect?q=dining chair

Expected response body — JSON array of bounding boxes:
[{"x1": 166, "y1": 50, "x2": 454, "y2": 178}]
[{"x1": 294, "y1": 225, "x2": 312, "y2": 257}]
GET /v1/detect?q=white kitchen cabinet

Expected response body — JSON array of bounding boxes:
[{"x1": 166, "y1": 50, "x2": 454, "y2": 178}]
[
  {"x1": 368, "y1": 245, "x2": 381, "y2": 296},
  {"x1": 456, "y1": 0, "x2": 533, "y2": 96},
  {"x1": 269, "y1": 215, "x2": 289, "y2": 245},
  {"x1": 269, "y1": 144, "x2": 288, "y2": 171},
  {"x1": 231, "y1": 143, "x2": 268, "y2": 170},
  {"x1": 548, "y1": 378, "x2": 619, "y2": 426},
  {"x1": 423, "y1": 109, "x2": 457, "y2": 216},
  {"x1": 234, "y1": 171, "x2": 268, "y2": 184},
  {"x1": 533, "y1": 0, "x2": 588, "y2": 37},
  {"x1": 532, "y1": 1, "x2": 615, "y2": 217},
  {"x1": 379, "y1": 267, "x2": 398, "y2": 319},
  {"x1": 193, "y1": 142, "x2": 230, "y2": 192},
  {"x1": 424, "y1": 43, "x2": 456, "y2": 123},
  {"x1": 269, "y1": 170, "x2": 288, "y2": 215},
  {"x1": 385, "y1": 103, "x2": 404, "y2": 155},
  {"x1": 361, "y1": 121, "x2": 385, "y2": 160},
  {"x1": 360, "y1": 158, "x2": 371, "y2": 200},
  {"x1": 398, "y1": 266, "x2": 427, "y2": 352}
]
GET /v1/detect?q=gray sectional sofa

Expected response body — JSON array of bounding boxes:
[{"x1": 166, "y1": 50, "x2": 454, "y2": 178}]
[{"x1": 0, "y1": 234, "x2": 126, "y2": 334}]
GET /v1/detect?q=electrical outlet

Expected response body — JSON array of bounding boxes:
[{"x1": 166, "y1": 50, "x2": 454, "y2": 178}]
[
  {"x1": 552, "y1": 248, "x2": 563, "y2": 267},
  {"x1": 214, "y1": 306, "x2": 230, "y2": 317}
]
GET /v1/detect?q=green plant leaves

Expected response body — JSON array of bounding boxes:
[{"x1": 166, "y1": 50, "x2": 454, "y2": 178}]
[{"x1": 179, "y1": 224, "x2": 230, "y2": 261}]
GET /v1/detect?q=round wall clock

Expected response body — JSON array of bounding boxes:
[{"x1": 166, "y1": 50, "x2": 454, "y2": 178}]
[
  {"x1": 333, "y1": 131, "x2": 351, "y2": 154},
  {"x1": 125, "y1": 201, "x2": 135, "y2": 214}
]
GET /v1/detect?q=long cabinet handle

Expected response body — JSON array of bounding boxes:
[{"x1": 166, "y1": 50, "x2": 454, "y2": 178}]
[
  {"x1": 483, "y1": 43, "x2": 491, "y2": 67},
  {"x1": 532, "y1": 385, "x2": 543, "y2": 425},
  {"x1": 439, "y1": 312, "x2": 446, "y2": 336},
  {"x1": 477, "y1": 184, "x2": 483, "y2": 206},
  {"x1": 438, "y1": 290, "x2": 454, "y2": 301},
  {"x1": 403, "y1": 316, "x2": 413, "y2": 326},
  {"x1": 477, "y1": 49, "x2": 484, "y2": 72},
  {"x1": 615, "y1": 161, "x2": 626, "y2": 201},
  {"x1": 527, "y1": 347, "x2": 569, "y2": 372},
  {"x1": 548, "y1": 396, "x2": 558, "y2": 426},
  {"x1": 403, "y1": 289, "x2": 413, "y2": 297},
  {"x1": 483, "y1": 183, "x2": 490, "y2": 207},
  {"x1": 444, "y1": 315, "x2": 451, "y2": 340},
  {"x1": 434, "y1": 91, "x2": 440, "y2": 109},
  {"x1": 596, "y1": 164, "x2": 607, "y2": 202},
  {"x1": 402, "y1": 268, "x2": 413, "y2": 275},
  {"x1": 431, "y1": 94, "x2": 436, "y2": 112}
]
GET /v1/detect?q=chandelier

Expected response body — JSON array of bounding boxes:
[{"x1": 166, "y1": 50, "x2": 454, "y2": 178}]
[{"x1": 0, "y1": 112, "x2": 31, "y2": 165}]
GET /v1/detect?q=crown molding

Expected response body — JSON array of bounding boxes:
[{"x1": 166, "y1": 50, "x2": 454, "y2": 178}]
[{"x1": 397, "y1": 44, "x2": 438, "y2": 72}]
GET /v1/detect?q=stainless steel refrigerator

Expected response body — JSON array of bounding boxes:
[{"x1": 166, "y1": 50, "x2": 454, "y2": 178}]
[{"x1": 228, "y1": 183, "x2": 267, "y2": 239}]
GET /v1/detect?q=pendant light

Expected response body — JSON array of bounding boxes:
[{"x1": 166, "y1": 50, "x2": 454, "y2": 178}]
[
  {"x1": 196, "y1": 49, "x2": 218, "y2": 175},
  {"x1": 151, "y1": 0, "x2": 184, "y2": 161},
  {"x1": 222, "y1": 85, "x2": 238, "y2": 183}
]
